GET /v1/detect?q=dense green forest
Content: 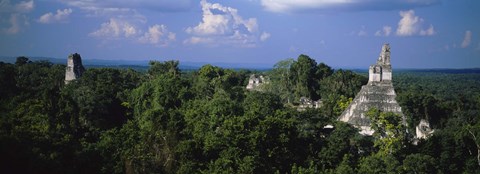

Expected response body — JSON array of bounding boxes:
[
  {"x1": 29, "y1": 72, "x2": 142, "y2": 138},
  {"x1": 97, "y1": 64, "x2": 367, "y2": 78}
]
[{"x1": 1, "y1": 55, "x2": 480, "y2": 173}]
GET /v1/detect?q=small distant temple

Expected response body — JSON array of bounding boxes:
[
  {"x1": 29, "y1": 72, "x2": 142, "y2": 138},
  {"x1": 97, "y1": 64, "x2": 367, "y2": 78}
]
[
  {"x1": 338, "y1": 44, "x2": 405, "y2": 135},
  {"x1": 297, "y1": 97, "x2": 323, "y2": 111},
  {"x1": 246, "y1": 74, "x2": 267, "y2": 91},
  {"x1": 65, "y1": 53, "x2": 85, "y2": 84}
]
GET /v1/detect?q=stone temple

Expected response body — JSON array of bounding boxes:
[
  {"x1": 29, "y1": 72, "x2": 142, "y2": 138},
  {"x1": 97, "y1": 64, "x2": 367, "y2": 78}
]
[
  {"x1": 338, "y1": 44, "x2": 404, "y2": 135},
  {"x1": 65, "y1": 53, "x2": 85, "y2": 84}
]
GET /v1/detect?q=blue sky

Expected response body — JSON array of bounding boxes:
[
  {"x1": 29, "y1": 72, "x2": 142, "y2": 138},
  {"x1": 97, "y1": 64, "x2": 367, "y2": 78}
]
[{"x1": 0, "y1": 0, "x2": 479, "y2": 68}]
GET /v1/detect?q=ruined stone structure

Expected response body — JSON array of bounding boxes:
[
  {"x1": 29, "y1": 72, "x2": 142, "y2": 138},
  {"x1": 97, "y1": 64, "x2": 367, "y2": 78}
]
[
  {"x1": 246, "y1": 74, "x2": 267, "y2": 91},
  {"x1": 415, "y1": 119, "x2": 434, "y2": 139},
  {"x1": 338, "y1": 44, "x2": 404, "y2": 135},
  {"x1": 297, "y1": 97, "x2": 322, "y2": 111},
  {"x1": 65, "y1": 53, "x2": 85, "y2": 84}
]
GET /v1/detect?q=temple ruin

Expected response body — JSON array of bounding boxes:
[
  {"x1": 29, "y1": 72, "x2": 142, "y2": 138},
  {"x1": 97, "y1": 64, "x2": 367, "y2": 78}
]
[
  {"x1": 338, "y1": 44, "x2": 405, "y2": 135},
  {"x1": 246, "y1": 74, "x2": 267, "y2": 91},
  {"x1": 65, "y1": 53, "x2": 85, "y2": 84}
]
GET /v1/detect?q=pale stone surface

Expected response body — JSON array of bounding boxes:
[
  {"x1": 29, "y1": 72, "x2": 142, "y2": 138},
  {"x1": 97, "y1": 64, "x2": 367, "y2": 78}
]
[
  {"x1": 65, "y1": 53, "x2": 85, "y2": 84},
  {"x1": 415, "y1": 119, "x2": 434, "y2": 139},
  {"x1": 297, "y1": 97, "x2": 322, "y2": 111},
  {"x1": 246, "y1": 74, "x2": 267, "y2": 90},
  {"x1": 338, "y1": 44, "x2": 404, "y2": 136}
]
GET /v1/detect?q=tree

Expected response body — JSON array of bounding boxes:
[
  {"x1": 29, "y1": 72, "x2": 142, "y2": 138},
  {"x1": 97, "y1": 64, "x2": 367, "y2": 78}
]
[
  {"x1": 15, "y1": 56, "x2": 30, "y2": 66},
  {"x1": 267, "y1": 58, "x2": 295, "y2": 104},
  {"x1": 367, "y1": 108, "x2": 407, "y2": 155},
  {"x1": 357, "y1": 154, "x2": 401, "y2": 174},
  {"x1": 148, "y1": 60, "x2": 180, "y2": 77},
  {"x1": 290, "y1": 55, "x2": 319, "y2": 100},
  {"x1": 402, "y1": 154, "x2": 438, "y2": 174}
]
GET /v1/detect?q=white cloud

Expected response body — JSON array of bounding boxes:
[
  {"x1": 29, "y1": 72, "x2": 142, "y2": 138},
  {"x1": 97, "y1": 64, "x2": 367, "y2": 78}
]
[
  {"x1": 90, "y1": 18, "x2": 176, "y2": 46},
  {"x1": 183, "y1": 36, "x2": 214, "y2": 45},
  {"x1": 15, "y1": 0, "x2": 34, "y2": 12},
  {"x1": 38, "y1": 8, "x2": 73, "y2": 24},
  {"x1": 260, "y1": 32, "x2": 271, "y2": 41},
  {"x1": 58, "y1": 0, "x2": 149, "y2": 25},
  {"x1": 461, "y1": 30, "x2": 472, "y2": 48},
  {"x1": 396, "y1": 10, "x2": 419, "y2": 36},
  {"x1": 375, "y1": 26, "x2": 392, "y2": 37},
  {"x1": 89, "y1": 18, "x2": 139, "y2": 38},
  {"x1": 185, "y1": 0, "x2": 267, "y2": 47},
  {"x1": 0, "y1": 0, "x2": 33, "y2": 34},
  {"x1": 260, "y1": 0, "x2": 440, "y2": 13},
  {"x1": 138, "y1": 24, "x2": 176, "y2": 46},
  {"x1": 186, "y1": 0, "x2": 258, "y2": 35},
  {"x1": 396, "y1": 10, "x2": 435, "y2": 36},
  {"x1": 419, "y1": 24, "x2": 435, "y2": 36}
]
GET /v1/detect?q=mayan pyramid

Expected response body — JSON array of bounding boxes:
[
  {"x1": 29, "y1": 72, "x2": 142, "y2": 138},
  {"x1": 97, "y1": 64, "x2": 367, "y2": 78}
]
[{"x1": 338, "y1": 44, "x2": 404, "y2": 135}]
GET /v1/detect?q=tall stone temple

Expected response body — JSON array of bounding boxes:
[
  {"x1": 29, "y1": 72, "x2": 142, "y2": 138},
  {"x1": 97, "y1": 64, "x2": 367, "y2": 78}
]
[
  {"x1": 65, "y1": 53, "x2": 85, "y2": 84},
  {"x1": 338, "y1": 44, "x2": 404, "y2": 135}
]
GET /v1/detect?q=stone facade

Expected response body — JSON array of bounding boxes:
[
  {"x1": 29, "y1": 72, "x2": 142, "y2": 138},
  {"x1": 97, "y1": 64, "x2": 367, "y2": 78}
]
[
  {"x1": 338, "y1": 44, "x2": 405, "y2": 135},
  {"x1": 297, "y1": 97, "x2": 322, "y2": 111},
  {"x1": 246, "y1": 74, "x2": 267, "y2": 91},
  {"x1": 415, "y1": 119, "x2": 434, "y2": 139},
  {"x1": 65, "y1": 53, "x2": 85, "y2": 84}
]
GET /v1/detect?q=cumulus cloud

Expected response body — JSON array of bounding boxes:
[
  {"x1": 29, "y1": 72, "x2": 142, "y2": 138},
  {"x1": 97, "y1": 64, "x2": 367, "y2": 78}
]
[
  {"x1": 260, "y1": 0, "x2": 440, "y2": 13},
  {"x1": 185, "y1": 0, "x2": 267, "y2": 47},
  {"x1": 0, "y1": 0, "x2": 33, "y2": 34},
  {"x1": 89, "y1": 18, "x2": 139, "y2": 38},
  {"x1": 396, "y1": 10, "x2": 435, "y2": 36},
  {"x1": 375, "y1": 26, "x2": 392, "y2": 37},
  {"x1": 138, "y1": 24, "x2": 176, "y2": 46},
  {"x1": 90, "y1": 18, "x2": 176, "y2": 46},
  {"x1": 38, "y1": 8, "x2": 73, "y2": 24},
  {"x1": 260, "y1": 32, "x2": 271, "y2": 41},
  {"x1": 461, "y1": 30, "x2": 472, "y2": 48},
  {"x1": 15, "y1": 0, "x2": 34, "y2": 12},
  {"x1": 419, "y1": 25, "x2": 435, "y2": 36},
  {"x1": 186, "y1": 0, "x2": 258, "y2": 35}
]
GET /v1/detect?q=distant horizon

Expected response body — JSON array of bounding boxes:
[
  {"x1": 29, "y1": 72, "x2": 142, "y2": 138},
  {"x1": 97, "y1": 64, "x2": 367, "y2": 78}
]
[{"x1": 2, "y1": 55, "x2": 480, "y2": 70}]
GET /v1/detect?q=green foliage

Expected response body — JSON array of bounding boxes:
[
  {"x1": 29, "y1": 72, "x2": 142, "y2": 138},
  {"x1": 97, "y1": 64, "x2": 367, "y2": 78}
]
[
  {"x1": 2, "y1": 57, "x2": 480, "y2": 173},
  {"x1": 402, "y1": 153, "x2": 438, "y2": 174},
  {"x1": 148, "y1": 60, "x2": 180, "y2": 77},
  {"x1": 335, "y1": 155, "x2": 355, "y2": 174},
  {"x1": 367, "y1": 108, "x2": 406, "y2": 155},
  {"x1": 357, "y1": 154, "x2": 401, "y2": 174},
  {"x1": 334, "y1": 95, "x2": 352, "y2": 117},
  {"x1": 291, "y1": 54, "x2": 319, "y2": 100},
  {"x1": 265, "y1": 58, "x2": 295, "y2": 103}
]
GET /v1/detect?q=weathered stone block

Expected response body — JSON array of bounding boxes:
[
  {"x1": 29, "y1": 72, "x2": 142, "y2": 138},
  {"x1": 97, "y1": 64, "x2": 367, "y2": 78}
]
[{"x1": 65, "y1": 53, "x2": 85, "y2": 84}]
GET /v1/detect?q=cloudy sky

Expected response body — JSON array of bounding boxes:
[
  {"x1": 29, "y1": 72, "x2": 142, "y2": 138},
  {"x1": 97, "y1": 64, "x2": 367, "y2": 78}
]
[{"x1": 1, "y1": 0, "x2": 479, "y2": 68}]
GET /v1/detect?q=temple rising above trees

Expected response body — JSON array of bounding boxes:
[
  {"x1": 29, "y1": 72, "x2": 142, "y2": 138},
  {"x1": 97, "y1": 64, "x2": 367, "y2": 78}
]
[
  {"x1": 338, "y1": 44, "x2": 405, "y2": 135},
  {"x1": 65, "y1": 53, "x2": 85, "y2": 84}
]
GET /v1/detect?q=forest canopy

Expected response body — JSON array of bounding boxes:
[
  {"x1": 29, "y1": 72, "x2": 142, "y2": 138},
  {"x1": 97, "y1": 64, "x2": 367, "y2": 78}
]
[{"x1": 1, "y1": 55, "x2": 480, "y2": 173}]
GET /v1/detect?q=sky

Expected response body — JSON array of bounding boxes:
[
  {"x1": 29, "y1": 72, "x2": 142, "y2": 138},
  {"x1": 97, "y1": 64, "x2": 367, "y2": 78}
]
[{"x1": 0, "y1": 0, "x2": 479, "y2": 68}]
